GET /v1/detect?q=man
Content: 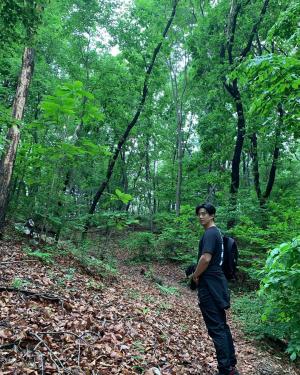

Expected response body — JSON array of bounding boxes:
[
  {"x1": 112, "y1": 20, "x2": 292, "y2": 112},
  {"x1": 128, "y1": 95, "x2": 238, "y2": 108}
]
[{"x1": 192, "y1": 203, "x2": 239, "y2": 375}]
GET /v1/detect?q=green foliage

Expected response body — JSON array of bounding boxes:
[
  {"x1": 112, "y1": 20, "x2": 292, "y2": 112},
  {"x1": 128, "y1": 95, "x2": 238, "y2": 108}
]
[
  {"x1": 110, "y1": 189, "x2": 133, "y2": 205},
  {"x1": 154, "y1": 205, "x2": 199, "y2": 263},
  {"x1": 25, "y1": 249, "x2": 54, "y2": 264},
  {"x1": 156, "y1": 283, "x2": 179, "y2": 296},
  {"x1": 11, "y1": 277, "x2": 30, "y2": 289},
  {"x1": 92, "y1": 211, "x2": 139, "y2": 232},
  {"x1": 229, "y1": 197, "x2": 300, "y2": 282},
  {"x1": 120, "y1": 205, "x2": 199, "y2": 264},
  {"x1": 120, "y1": 232, "x2": 157, "y2": 262},
  {"x1": 66, "y1": 240, "x2": 117, "y2": 278},
  {"x1": 232, "y1": 292, "x2": 289, "y2": 344},
  {"x1": 0, "y1": 0, "x2": 47, "y2": 49},
  {"x1": 268, "y1": 1, "x2": 300, "y2": 49},
  {"x1": 86, "y1": 279, "x2": 105, "y2": 291},
  {"x1": 259, "y1": 237, "x2": 300, "y2": 360},
  {"x1": 242, "y1": 54, "x2": 300, "y2": 131}
]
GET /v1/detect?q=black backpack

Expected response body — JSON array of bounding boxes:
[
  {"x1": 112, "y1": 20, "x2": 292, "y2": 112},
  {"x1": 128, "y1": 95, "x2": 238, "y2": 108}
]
[
  {"x1": 222, "y1": 235, "x2": 238, "y2": 280},
  {"x1": 185, "y1": 235, "x2": 238, "y2": 286}
]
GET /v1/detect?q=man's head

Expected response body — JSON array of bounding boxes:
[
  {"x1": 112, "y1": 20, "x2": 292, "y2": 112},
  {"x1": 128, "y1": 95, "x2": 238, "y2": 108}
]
[{"x1": 195, "y1": 203, "x2": 216, "y2": 228}]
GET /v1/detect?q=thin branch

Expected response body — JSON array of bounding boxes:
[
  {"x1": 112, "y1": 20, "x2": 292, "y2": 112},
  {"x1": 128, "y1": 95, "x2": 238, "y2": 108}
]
[
  {"x1": 0, "y1": 260, "x2": 38, "y2": 266},
  {"x1": 240, "y1": 0, "x2": 270, "y2": 58},
  {"x1": 29, "y1": 332, "x2": 71, "y2": 374},
  {"x1": 226, "y1": 0, "x2": 241, "y2": 65},
  {"x1": 0, "y1": 286, "x2": 68, "y2": 305}
]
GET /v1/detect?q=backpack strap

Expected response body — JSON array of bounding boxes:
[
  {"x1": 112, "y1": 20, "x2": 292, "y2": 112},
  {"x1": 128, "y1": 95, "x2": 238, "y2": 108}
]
[{"x1": 217, "y1": 227, "x2": 224, "y2": 267}]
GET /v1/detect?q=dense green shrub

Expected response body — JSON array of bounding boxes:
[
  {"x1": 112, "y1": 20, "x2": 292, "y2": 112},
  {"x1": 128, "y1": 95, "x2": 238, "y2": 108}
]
[
  {"x1": 232, "y1": 292, "x2": 289, "y2": 343},
  {"x1": 229, "y1": 201, "x2": 300, "y2": 282},
  {"x1": 259, "y1": 236, "x2": 300, "y2": 360},
  {"x1": 154, "y1": 205, "x2": 199, "y2": 263},
  {"x1": 120, "y1": 232, "x2": 157, "y2": 262},
  {"x1": 120, "y1": 205, "x2": 199, "y2": 264}
]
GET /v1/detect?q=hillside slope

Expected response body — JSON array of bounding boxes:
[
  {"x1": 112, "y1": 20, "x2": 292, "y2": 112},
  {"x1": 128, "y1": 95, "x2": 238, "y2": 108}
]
[{"x1": 0, "y1": 238, "x2": 298, "y2": 374}]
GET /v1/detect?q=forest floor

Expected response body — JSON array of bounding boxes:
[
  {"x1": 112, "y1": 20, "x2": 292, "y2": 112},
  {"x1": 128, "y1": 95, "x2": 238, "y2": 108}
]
[{"x1": 0, "y1": 235, "x2": 299, "y2": 375}]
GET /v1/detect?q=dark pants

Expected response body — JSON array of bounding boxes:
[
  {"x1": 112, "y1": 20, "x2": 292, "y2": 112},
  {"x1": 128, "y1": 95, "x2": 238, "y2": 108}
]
[{"x1": 198, "y1": 288, "x2": 237, "y2": 375}]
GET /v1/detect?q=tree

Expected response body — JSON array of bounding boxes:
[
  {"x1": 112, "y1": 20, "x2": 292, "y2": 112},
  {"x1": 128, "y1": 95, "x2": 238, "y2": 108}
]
[
  {"x1": 87, "y1": 0, "x2": 181, "y2": 220},
  {"x1": 0, "y1": 0, "x2": 46, "y2": 233}
]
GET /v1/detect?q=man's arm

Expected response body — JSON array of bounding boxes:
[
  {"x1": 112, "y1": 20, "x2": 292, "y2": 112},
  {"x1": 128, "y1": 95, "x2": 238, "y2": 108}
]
[{"x1": 192, "y1": 252, "x2": 212, "y2": 282}]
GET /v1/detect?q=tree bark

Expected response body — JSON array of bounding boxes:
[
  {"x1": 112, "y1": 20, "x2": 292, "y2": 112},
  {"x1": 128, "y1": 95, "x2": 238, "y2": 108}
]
[
  {"x1": 0, "y1": 47, "x2": 35, "y2": 233},
  {"x1": 86, "y1": 0, "x2": 180, "y2": 220},
  {"x1": 224, "y1": 79, "x2": 246, "y2": 228},
  {"x1": 250, "y1": 132, "x2": 262, "y2": 200},
  {"x1": 260, "y1": 104, "x2": 282, "y2": 205},
  {"x1": 169, "y1": 64, "x2": 184, "y2": 217},
  {"x1": 249, "y1": 104, "x2": 282, "y2": 209},
  {"x1": 223, "y1": 0, "x2": 270, "y2": 228},
  {"x1": 167, "y1": 50, "x2": 188, "y2": 216}
]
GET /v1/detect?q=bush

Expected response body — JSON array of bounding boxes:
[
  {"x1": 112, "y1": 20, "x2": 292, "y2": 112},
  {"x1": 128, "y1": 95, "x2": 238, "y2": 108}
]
[
  {"x1": 154, "y1": 205, "x2": 199, "y2": 263},
  {"x1": 229, "y1": 202, "x2": 300, "y2": 283},
  {"x1": 120, "y1": 232, "x2": 157, "y2": 262},
  {"x1": 232, "y1": 292, "x2": 289, "y2": 343},
  {"x1": 64, "y1": 240, "x2": 117, "y2": 278},
  {"x1": 259, "y1": 236, "x2": 300, "y2": 360}
]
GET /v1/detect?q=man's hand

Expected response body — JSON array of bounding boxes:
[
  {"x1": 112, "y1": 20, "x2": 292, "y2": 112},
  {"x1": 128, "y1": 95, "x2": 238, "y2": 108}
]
[
  {"x1": 192, "y1": 273, "x2": 199, "y2": 284},
  {"x1": 193, "y1": 253, "x2": 212, "y2": 282}
]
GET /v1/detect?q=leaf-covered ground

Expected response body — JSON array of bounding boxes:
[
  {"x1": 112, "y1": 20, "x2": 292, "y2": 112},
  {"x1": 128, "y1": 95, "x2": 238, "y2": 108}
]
[{"x1": 0, "y1": 238, "x2": 299, "y2": 375}]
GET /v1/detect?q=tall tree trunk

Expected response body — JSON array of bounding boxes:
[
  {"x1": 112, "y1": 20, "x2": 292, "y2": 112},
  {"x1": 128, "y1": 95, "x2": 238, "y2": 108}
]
[
  {"x1": 167, "y1": 52, "x2": 188, "y2": 216},
  {"x1": 153, "y1": 159, "x2": 158, "y2": 214},
  {"x1": 119, "y1": 149, "x2": 129, "y2": 211},
  {"x1": 145, "y1": 135, "x2": 153, "y2": 230},
  {"x1": 223, "y1": 0, "x2": 270, "y2": 228},
  {"x1": 0, "y1": 47, "x2": 35, "y2": 233},
  {"x1": 225, "y1": 79, "x2": 246, "y2": 228},
  {"x1": 250, "y1": 132, "x2": 262, "y2": 200},
  {"x1": 175, "y1": 119, "x2": 183, "y2": 216},
  {"x1": 249, "y1": 104, "x2": 282, "y2": 209},
  {"x1": 86, "y1": 0, "x2": 180, "y2": 225},
  {"x1": 260, "y1": 104, "x2": 282, "y2": 206}
]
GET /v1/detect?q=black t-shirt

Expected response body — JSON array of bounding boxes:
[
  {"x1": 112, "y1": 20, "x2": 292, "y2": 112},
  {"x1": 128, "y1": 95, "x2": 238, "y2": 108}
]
[
  {"x1": 197, "y1": 226, "x2": 223, "y2": 273},
  {"x1": 197, "y1": 226, "x2": 230, "y2": 309}
]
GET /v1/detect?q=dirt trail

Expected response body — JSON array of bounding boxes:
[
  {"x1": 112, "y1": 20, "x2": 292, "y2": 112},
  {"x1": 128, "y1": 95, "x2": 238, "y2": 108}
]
[
  {"x1": 118, "y1": 260, "x2": 299, "y2": 375},
  {"x1": 0, "y1": 238, "x2": 299, "y2": 374}
]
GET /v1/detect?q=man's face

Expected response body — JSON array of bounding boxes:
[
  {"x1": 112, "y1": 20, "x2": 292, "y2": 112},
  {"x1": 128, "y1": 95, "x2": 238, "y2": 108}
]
[{"x1": 198, "y1": 208, "x2": 214, "y2": 227}]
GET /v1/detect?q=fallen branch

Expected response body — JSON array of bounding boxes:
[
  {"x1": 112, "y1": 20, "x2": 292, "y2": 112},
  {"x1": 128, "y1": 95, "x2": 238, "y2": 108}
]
[
  {"x1": 0, "y1": 260, "x2": 38, "y2": 266},
  {"x1": 0, "y1": 286, "x2": 69, "y2": 308},
  {"x1": 29, "y1": 332, "x2": 71, "y2": 374},
  {"x1": 38, "y1": 330, "x2": 101, "y2": 340},
  {"x1": 0, "y1": 342, "x2": 18, "y2": 349},
  {"x1": 35, "y1": 330, "x2": 101, "y2": 368}
]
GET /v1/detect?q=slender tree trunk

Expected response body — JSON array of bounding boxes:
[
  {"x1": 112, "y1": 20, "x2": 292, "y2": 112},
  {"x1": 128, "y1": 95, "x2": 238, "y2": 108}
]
[
  {"x1": 249, "y1": 104, "x2": 282, "y2": 211},
  {"x1": 260, "y1": 104, "x2": 282, "y2": 205},
  {"x1": 223, "y1": 0, "x2": 270, "y2": 228},
  {"x1": 119, "y1": 150, "x2": 129, "y2": 211},
  {"x1": 207, "y1": 163, "x2": 216, "y2": 202},
  {"x1": 175, "y1": 121, "x2": 183, "y2": 216},
  {"x1": 225, "y1": 79, "x2": 246, "y2": 228},
  {"x1": 153, "y1": 159, "x2": 158, "y2": 214},
  {"x1": 0, "y1": 47, "x2": 35, "y2": 233},
  {"x1": 167, "y1": 52, "x2": 188, "y2": 216},
  {"x1": 86, "y1": 0, "x2": 179, "y2": 225},
  {"x1": 145, "y1": 135, "x2": 153, "y2": 230},
  {"x1": 250, "y1": 132, "x2": 262, "y2": 200}
]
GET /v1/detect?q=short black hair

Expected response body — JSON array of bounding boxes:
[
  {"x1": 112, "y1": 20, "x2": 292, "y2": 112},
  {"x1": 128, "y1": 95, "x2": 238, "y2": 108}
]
[{"x1": 195, "y1": 203, "x2": 216, "y2": 216}]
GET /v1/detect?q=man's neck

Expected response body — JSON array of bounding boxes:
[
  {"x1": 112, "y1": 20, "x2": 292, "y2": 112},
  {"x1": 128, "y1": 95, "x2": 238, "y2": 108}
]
[{"x1": 203, "y1": 222, "x2": 215, "y2": 230}]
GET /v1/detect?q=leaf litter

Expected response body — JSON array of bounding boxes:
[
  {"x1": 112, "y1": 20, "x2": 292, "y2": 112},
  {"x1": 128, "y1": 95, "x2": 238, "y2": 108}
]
[{"x1": 0, "y1": 240, "x2": 299, "y2": 375}]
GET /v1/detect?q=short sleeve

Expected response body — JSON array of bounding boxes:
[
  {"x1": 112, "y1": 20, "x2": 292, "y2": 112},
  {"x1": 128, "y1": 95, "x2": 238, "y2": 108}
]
[{"x1": 202, "y1": 230, "x2": 217, "y2": 255}]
